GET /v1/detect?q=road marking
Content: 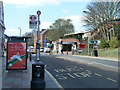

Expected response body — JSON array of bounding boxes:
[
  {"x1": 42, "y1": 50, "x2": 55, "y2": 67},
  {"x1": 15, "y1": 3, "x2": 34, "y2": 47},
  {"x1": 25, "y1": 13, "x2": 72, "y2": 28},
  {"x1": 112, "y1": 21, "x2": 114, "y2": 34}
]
[
  {"x1": 54, "y1": 69, "x2": 59, "y2": 73},
  {"x1": 93, "y1": 62, "x2": 118, "y2": 69},
  {"x1": 67, "y1": 73, "x2": 75, "y2": 78},
  {"x1": 45, "y1": 69, "x2": 63, "y2": 88},
  {"x1": 56, "y1": 74, "x2": 67, "y2": 80},
  {"x1": 56, "y1": 56, "x2": 119, "y2": 69},
  {"x1": 85, "y1": 70, "x2": 91, "y2": 74},
  {"x1": 79, "y1": 67, "x2": 83, "y2": 70},
  {"x1": 80, "y1": 72, "x2": 91, "y2": 77},
  {"x1": 107, "y1": 78, "x2": 117, "y2": 83},
  {"x1": 94, "y1": 73, "x2": 102, "y2": 77},
  {"x1": 74, "y1": 73, "x2": 81, "y2": 77}
]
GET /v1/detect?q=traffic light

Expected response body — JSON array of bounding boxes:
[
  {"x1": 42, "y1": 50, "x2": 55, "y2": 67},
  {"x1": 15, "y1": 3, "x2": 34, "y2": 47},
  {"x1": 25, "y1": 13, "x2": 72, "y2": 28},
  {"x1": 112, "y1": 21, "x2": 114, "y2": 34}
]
[
  {"x1": 91, "y1": 41, "x2": 94, "y2": 44},
  {"x1": 61, "y1": 41, "x2": 63, "y2": 44},
  {"x1": 50, "y1": 39, "x2": 52, "y2": 44},
  {"x1": 50, "y1": 44, "x2": 53, "y2": 49},
  {"x1": 36, "y1": 42, "x2": 40, "y2": 49}
]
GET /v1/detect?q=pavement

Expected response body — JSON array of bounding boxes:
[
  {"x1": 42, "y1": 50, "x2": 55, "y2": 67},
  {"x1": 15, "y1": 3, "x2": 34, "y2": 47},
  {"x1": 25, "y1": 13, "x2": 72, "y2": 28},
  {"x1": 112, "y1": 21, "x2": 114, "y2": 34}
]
[{"x1": 1, "y1": 55, "x2": 62, "y2": 89}]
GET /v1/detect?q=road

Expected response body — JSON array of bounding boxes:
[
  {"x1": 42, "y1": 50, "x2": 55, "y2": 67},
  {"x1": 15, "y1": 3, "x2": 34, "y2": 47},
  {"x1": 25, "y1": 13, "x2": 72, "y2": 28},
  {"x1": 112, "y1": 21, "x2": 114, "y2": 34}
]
[{"x1": 32, "y1": 53, "x2": 119, "y2": 88}]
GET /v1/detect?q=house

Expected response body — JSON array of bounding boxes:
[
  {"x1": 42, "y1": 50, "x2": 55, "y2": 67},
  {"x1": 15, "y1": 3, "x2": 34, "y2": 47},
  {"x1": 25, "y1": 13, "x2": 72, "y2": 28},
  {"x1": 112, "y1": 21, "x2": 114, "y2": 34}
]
[
  {"x1": 34, "y1": 29, "x2": 48, "y2": 48},
  {"x1": 0, "y1": 1, "x2": 5, "y2": 57}
]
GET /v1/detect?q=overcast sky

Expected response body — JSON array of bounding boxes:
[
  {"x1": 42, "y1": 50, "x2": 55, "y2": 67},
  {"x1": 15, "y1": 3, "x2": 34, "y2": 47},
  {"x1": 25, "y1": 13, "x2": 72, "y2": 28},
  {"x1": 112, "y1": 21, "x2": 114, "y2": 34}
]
[{"x1": 2, "y1": 0, "x2": 93, "y2": 36}]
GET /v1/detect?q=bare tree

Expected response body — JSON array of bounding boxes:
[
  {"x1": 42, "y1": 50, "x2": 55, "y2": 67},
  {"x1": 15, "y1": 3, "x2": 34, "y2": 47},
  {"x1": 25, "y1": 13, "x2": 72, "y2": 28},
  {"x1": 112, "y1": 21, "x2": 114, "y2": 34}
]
[{"x1": 83, "y1": 0, "x2": 120, "y2": 41}]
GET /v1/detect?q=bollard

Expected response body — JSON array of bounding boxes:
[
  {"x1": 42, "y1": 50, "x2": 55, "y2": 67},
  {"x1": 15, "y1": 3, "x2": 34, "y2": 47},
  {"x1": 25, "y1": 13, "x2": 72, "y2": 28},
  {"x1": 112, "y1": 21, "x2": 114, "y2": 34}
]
[
  {"x1": 94, "y1": 50, "x2": 98, "y2": 57},
  {"x1": 30, "y1": 54, "x2": 32, "y2": 62},
  {"x1": 31, "y1": 62, "x2": 45, "y2": 89}
]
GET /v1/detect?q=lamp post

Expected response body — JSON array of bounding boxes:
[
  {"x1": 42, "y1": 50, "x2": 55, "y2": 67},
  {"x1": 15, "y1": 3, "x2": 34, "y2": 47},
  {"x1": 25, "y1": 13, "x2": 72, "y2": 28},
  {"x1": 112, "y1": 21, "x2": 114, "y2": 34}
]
[{"x1": 18, "y1": 27, "x2": 21, "y2": 37}]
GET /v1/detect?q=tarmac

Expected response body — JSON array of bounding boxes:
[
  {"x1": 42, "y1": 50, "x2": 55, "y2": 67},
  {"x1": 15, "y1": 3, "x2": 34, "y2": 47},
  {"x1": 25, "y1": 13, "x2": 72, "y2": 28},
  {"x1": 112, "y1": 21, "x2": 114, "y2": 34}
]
[{"x1": 1, "y1": 55, "x2": 62, "y2": 89}]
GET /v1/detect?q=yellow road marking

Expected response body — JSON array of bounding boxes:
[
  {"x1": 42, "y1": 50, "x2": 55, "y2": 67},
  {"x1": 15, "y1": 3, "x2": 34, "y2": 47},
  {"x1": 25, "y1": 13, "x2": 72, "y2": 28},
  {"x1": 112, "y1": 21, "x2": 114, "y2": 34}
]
[
  {"x1": 94, "y1": 73, "x2": 102, "y2": 77},
  {"x1": 54, "y1": 69, "x2": 59, "y2": 73},
  {"x1": 45, "y1": 69, "x2": 63, "y2": 88},
  {"x1": 80, "y1": 72, "x2": 91, "y2": 77},
  {"x1": 107, "y1": 78, "x2": 117, "y2": 83},
  {"x1": 67, "y1": 73, "x2": 75, "y2": 78},
  {"x1": 74, "y1": 73, "x2": 81, "y2": 77},
  {"x1": 85, "y1": 70, "x2": 91, "y2": 74},
  {"x1": 79, "y1": 68, "x2": 83, "y2": 70}
]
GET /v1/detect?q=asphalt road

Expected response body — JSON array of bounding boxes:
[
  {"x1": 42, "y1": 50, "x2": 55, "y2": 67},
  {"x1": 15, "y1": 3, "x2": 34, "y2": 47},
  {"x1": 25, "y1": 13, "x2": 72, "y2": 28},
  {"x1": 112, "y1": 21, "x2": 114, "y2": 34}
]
[{"x1": 32, "y1": 53, "x2": 119, "y2": 88}]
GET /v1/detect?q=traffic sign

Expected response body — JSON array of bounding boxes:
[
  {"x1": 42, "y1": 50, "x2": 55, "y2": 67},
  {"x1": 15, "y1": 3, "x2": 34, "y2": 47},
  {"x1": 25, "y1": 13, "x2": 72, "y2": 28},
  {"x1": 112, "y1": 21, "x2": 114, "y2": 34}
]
[
  {"x1": 37, "y1": 10, "x2": 41, "y2": 16},
  {"x1": 29, "y1": 15, "x2": 37, "y2": 29},
  {"x1": 30, "y1": 15, "x2": 37, "y2": 21},
  {"x1": 29, "y1": 15, "x2": 37, "y2": 22}
]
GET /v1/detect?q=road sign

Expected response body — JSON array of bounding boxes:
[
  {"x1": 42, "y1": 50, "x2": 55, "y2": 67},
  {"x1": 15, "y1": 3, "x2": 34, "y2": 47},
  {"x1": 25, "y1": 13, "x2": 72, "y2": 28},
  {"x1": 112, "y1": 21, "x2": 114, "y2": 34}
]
[
  {"x1": 29, "y1": 15, "x2": 38, "y2": 29},
  {"x1": 37, "y1": 10, "x2": 41, "y2": 16},
  {"x1": 30, "y1": 15, "x2": 37, "y2": 21}
]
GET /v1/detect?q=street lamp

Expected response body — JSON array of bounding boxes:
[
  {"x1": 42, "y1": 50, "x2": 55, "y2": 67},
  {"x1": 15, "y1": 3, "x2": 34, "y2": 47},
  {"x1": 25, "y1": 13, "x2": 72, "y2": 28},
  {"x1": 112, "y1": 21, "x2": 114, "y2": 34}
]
[{"x1": 18, "y1": 27, "x2": 21, "y2": 37}]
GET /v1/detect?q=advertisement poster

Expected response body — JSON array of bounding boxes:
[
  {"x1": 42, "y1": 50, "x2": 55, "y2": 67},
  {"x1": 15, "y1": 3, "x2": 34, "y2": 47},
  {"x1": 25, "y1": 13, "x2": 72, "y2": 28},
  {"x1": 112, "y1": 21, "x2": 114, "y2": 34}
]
[{"x1": 7, "y1": 42, "x2": 27, "y2": 70}]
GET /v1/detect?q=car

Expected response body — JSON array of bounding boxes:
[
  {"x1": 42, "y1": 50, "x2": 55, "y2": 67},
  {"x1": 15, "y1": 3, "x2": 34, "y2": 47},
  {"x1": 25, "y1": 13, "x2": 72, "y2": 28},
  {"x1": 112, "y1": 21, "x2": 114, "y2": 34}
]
[
  {"x1": 77, "y1": 48, "x2": 83, "y2": 53},
  {"x1": 29, "y1": 46, "x2": 35, "y2": 54},
  {"x1": 40, "y1": 47, "x2": 44, "y2": 52},
  {"x1": 44, "y1": 48, "x2": 50, "y2": 53}
]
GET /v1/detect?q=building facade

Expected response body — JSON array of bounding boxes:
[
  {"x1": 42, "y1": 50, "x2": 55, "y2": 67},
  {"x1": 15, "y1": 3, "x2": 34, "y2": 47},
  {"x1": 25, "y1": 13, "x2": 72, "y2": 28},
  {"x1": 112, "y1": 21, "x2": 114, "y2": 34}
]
[
  {"x1": 53, "y1": 38, "x2": 80, "y2": 53},
  {"x1": 34, "y1": 29, "x2": 48, "y2": 48},
  {"x1": 0, "y1": 1, "x2": 5, "y2": 57}
]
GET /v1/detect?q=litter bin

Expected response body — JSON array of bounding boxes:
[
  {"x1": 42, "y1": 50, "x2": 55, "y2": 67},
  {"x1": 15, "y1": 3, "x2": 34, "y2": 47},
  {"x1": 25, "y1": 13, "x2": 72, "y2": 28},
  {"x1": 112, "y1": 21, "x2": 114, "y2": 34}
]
[
  {"x1": 94, "y1": 50, "x2": 98, "y2": 57},
  {"x1": 31, "y1": 62, "x2": 45, "y2": 89}
]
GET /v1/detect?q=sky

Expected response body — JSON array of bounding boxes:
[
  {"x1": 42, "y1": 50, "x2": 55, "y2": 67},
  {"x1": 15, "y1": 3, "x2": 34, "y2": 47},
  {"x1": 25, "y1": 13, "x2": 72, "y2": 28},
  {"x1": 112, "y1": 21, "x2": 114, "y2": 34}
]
[{"x1": 2, "y1": 0, "x2": 92, "y2": 36}]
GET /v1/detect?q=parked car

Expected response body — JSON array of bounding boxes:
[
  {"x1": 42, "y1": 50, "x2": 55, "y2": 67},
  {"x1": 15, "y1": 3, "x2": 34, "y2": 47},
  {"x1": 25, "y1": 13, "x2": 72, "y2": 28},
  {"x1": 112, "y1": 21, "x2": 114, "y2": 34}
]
[
  {"x1": 77, "y1": 48, "x2": 83, "y2": 53},
  {"x1": 40, "y1": 47, "x2": 44, "y2": 52},
  {"x1": 29, "y1": 46, "x2": 35, "y2": 54},
  {"x1": 44, "y1": 48, "x2": 50, "y2": 53}
]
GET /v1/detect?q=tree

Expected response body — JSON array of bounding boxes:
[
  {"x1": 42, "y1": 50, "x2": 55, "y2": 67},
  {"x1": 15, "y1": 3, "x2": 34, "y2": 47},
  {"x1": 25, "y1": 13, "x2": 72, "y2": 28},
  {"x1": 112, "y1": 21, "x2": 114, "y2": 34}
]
[
  {"x1": 109, "y1": 36, "x2": 119, "y2": 48},
  {"x1": 48, "y1": 18, "x2": 74, "y2": 41},
  {"x1": 83, "y1": 0, "x2": 120, "y2": 41}
]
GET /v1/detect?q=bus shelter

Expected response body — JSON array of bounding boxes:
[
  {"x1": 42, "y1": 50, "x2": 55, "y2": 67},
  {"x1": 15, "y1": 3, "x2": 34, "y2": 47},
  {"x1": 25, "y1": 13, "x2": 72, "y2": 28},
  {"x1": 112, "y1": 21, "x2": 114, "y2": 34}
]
[{"x1": 6, "y1": 36, "x2": 31, "y2": 70}]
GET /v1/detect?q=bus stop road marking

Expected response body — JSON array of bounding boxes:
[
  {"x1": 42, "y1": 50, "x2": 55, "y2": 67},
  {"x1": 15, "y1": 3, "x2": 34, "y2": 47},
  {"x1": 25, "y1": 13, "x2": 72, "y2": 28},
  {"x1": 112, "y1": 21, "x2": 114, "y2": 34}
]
[
  {"x1": 106, "y1": 78, "x2": 117, "y2": 83},
  {"x1": 94, "y1": 73, "x2": 102, "y2": 77}
]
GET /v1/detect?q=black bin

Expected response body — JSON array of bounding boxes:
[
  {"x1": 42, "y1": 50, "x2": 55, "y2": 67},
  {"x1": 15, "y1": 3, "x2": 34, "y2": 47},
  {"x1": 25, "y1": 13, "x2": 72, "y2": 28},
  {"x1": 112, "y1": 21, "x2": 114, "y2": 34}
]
[
  {"x1": 32, "y1": 62, "x2": 44, "y2": 80},
  {"x1": 31, "y1": 80, "x2": 45, "y2": 89},
  {"x1": 31, "y1": 62, "x2": 45, "y2": 89},
  {"x1": 94, "y1": 50, "x2": 98, "y2": 57}
]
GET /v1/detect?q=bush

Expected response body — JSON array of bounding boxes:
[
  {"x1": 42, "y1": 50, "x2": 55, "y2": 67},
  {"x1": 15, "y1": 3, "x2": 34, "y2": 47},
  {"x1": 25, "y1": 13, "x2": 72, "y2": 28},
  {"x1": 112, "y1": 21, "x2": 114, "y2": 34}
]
[
  {"x1": 99, "y1": 38, "x2": 109, "y2": 48},
  {"x1": 109, "y1": 37, "x2": 119, "y2": 48}
]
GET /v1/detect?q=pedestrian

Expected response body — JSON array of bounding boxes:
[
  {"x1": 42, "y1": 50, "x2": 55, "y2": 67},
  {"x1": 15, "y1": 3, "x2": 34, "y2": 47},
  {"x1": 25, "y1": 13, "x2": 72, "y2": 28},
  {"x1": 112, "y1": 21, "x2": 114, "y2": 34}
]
[
  {"x1": 67, "y1": 50, "x2": 68, "y2": 55},
  {"x1": 61, "y1": 49, "x2": 63, "y2": 54}
]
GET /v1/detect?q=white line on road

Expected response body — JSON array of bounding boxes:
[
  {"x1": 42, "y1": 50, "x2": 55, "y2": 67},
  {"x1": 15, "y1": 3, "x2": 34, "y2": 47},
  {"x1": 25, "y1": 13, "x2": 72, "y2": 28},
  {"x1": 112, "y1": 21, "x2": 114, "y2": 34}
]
[
  {"x1": 94, "y1": 73, "x2": 102, "y2": 77},
  {"x1": 107, "y1": 78, "x2": 117, "y2": 83},
  {"x1": 56, "y1": 56, "x2": 119, "y2": 69}
]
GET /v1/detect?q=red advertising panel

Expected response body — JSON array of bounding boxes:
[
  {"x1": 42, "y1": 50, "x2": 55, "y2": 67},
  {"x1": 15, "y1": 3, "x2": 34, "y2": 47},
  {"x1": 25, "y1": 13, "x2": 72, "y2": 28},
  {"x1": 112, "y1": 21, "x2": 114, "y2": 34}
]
[{"x1": 7, "y1": 42, "x2": 27, "y2": 70}]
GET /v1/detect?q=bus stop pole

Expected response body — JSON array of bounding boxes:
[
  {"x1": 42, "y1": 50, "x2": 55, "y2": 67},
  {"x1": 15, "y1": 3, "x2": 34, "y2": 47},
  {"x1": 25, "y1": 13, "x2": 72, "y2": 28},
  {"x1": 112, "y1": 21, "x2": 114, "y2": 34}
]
[{"x1": 36, "y1": 11, "x2": 41, "y2": 61}]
